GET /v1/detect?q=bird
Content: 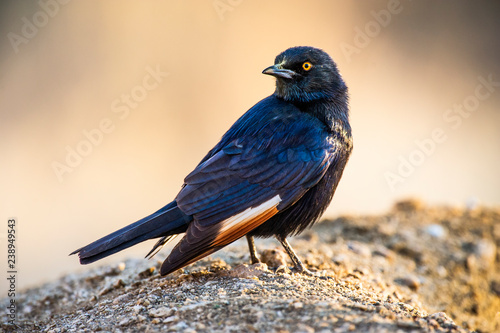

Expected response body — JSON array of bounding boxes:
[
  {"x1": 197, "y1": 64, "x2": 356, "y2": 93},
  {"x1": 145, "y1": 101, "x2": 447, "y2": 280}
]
[{"x1": 71, "y1": 46, "x2": 352, "y2": 276}]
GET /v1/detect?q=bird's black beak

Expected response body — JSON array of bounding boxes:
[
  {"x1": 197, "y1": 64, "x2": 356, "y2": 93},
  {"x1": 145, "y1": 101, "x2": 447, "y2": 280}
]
[{"x1": 262, "y1": 65, "x2": 296, "y2": 79}]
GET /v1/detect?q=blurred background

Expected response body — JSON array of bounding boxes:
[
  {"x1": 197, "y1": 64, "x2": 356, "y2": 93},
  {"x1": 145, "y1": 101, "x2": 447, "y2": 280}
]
[{"x1": 1, "y1": 1, "x2": 499, "y2": 292}]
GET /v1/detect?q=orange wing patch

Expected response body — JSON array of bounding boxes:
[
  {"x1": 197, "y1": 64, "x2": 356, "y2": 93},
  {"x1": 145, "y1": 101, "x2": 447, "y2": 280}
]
[{"x1": 160, "y1": 195, "x2": 281, "y2": 275}]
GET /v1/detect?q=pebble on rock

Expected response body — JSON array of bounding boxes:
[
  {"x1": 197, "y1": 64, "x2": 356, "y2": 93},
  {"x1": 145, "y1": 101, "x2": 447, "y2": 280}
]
[{"x1": 260, "y1": 248, "x2": 288, "y2": 268}]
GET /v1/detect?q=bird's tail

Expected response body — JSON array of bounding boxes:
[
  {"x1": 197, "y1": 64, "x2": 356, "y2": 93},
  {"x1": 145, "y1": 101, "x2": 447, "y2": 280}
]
[{"x1": 70, "y1": 201, "x2": 192, "y2": 264}]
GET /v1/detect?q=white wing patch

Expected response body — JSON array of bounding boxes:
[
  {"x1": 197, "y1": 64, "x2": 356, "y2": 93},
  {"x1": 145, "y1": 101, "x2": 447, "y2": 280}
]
[
  {"x1": 218, "y1": 195, "x2": 281, "y2": 235},
  {"x1": 161, "y1": 195, "x2": 282, "y2": 275}
]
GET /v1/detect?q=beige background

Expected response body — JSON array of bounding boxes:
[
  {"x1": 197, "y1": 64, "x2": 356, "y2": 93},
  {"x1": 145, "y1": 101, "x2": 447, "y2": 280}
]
[{"x1": 1, "y1": 1, "x2": 499, "y2": 292}]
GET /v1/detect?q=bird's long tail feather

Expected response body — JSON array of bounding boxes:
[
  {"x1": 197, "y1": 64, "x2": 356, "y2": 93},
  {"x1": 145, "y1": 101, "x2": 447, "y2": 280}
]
[{"x1": 70, "y1": 201, "x2": 192, "y2": 264}]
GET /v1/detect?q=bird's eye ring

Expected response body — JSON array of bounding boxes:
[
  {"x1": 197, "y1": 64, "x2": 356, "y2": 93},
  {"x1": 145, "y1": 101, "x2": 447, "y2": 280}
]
[{"x1": 302, "y1": 62, "x2": 313, "y2": 71}]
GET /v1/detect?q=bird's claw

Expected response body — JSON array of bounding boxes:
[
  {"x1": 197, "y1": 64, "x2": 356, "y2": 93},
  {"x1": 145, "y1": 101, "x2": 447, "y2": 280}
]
[
  {"x1": 273, "y1": 264, "x2": 330, "y2": 279},
  {"x1": 292, "y1": 266, "x2": 331, "y2": 280}
]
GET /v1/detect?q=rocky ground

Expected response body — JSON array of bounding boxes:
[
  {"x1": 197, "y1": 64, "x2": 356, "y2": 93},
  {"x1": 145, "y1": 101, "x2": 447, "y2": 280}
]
[{"x1": 2, "y1": 199, "x2": 499, "y2": 333}]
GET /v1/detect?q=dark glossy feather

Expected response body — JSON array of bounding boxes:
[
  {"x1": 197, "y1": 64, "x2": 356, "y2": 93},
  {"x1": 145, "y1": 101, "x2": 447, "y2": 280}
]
[
  {"x1": 177, "y1": 96, "x2": 337, "y2": 225},
  {"x1": 71, "y1": 202, "x2": 191, "y2": 264}
]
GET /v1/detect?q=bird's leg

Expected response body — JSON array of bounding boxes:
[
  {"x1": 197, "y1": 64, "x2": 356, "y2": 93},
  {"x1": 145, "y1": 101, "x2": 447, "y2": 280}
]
[
  {"x1": 277, "y1": 236, "x2": 319, "y2": 277},
  {"x1": 246, "y1": 235, "x2": 261, "y2": 264}
]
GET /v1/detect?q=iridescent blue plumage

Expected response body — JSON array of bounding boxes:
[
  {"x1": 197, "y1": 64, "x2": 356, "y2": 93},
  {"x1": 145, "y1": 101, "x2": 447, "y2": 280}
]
[{"x1": 177, "y1": 96, "x2": 339, "y2": 224}]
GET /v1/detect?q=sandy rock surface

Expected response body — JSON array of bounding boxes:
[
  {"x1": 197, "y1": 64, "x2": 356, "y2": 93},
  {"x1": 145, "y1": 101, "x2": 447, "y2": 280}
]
[{"x1": 2, "y1": 200, "x2": 499, "y2": 332}]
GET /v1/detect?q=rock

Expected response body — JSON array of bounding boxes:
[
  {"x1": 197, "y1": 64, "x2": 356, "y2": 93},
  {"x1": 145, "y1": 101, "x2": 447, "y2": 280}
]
[
  {"x1": 348, "y1": 241, "x2": 372, "y2": 257},
  {"x1": 148, "y1": 306, "x2": 174, "y2": 318},
  {"x1": 208, "y1": 259, "x2": 231, "y2": 272},
  {"x1": 395, "y1": 275, "x2": 421, "y2": 291},
  {"x1": 132, "y1": 305, "x2": 144, "y2": 314},
  {"x1": 490, "y1": 281, "x2": 500, "y2": 296},
  {"x1": 181, "y1": 328, "x2": 196, "y2": 333},
  {"x1": 5, "y1": 203, "x2": 498, "y2": 332},
  {"x1": 112, "y1": 294, "x2": 130, "y2": 305},
  {"x1": 118, "y1": 262, "x2": 126, "y2": 271},
  {"x1": 493, "y1": 223, "x2": 500, "y2": 240},
  {"x1": 436, "y1": 266, "x2": 447, "y2": 278},
  {"x1": 427, "y1": 312, "x2": 457, "y2": 329},
  {"x1": 425, "y1": 224, "x2": 446, "y2": 238},
  {"x1": 393, "y1": 199, "x2": 424, "y2": 212},
  {"x1": 137, "y1": 266, "x2": 156, "y2": 278},
  {"x1": 98, "y1": 278, "x2": 125, "y2": 296},
  {"x1": 227, "y1": 263, "x2": 268, "y2": 278},
  {"x1": 163, "y1": 315, "x2": 178, "y2": 323},
  {"x1": 467, "y1": 239, "x2": 496, "y2": 271},
  {"x1": 372, "y1": 246, "x2": 395, "y2": 260},
  {"x1": 295, "y1": 323, "x2": 315, "y2": 333},
  {"x1": 473, "y1": 239, "x2": 496, "y2": 270},
  {"x1": 195, "y1": 323, "x2": 206, "y2": 330},
  {"x1": 118, "y1": 317, "x2": 131, "y2": 326},
  {"x1": 260, "y1": 248, "x2": 288, "y2": 267}
]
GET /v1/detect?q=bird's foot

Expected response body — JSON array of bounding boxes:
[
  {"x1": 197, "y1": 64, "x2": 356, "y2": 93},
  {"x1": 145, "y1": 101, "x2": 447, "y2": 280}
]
[
  {"x1": 250, "y1": 257, "x2": 262, "y2": 265},
  {"x1": 273, "y1": 264, "x2": 329, "y2": 279},
  {"x1": 275, "y1": 237, "x2": 330, "y2": 279},
  {"x1": 292, "y1": 265, "x2": 330, "y2": 280}
]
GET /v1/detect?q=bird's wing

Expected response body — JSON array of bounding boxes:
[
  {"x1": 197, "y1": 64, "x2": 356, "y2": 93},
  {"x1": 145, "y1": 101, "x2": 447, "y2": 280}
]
[{"x1": 161, "y1": 120, "x2": 340, "y2": 274}]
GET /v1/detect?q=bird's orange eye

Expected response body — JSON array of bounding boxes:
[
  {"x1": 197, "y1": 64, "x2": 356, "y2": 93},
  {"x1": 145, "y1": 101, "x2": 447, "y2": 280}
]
[{"x1": 302, "y1": 62, "x2": 313, "y2": 71}]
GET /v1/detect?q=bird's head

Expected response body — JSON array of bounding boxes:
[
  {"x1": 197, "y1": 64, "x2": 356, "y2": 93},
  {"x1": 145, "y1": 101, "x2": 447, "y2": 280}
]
[{"x1": 263, "y1": 46, "x2": 347, "y2": 104}]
